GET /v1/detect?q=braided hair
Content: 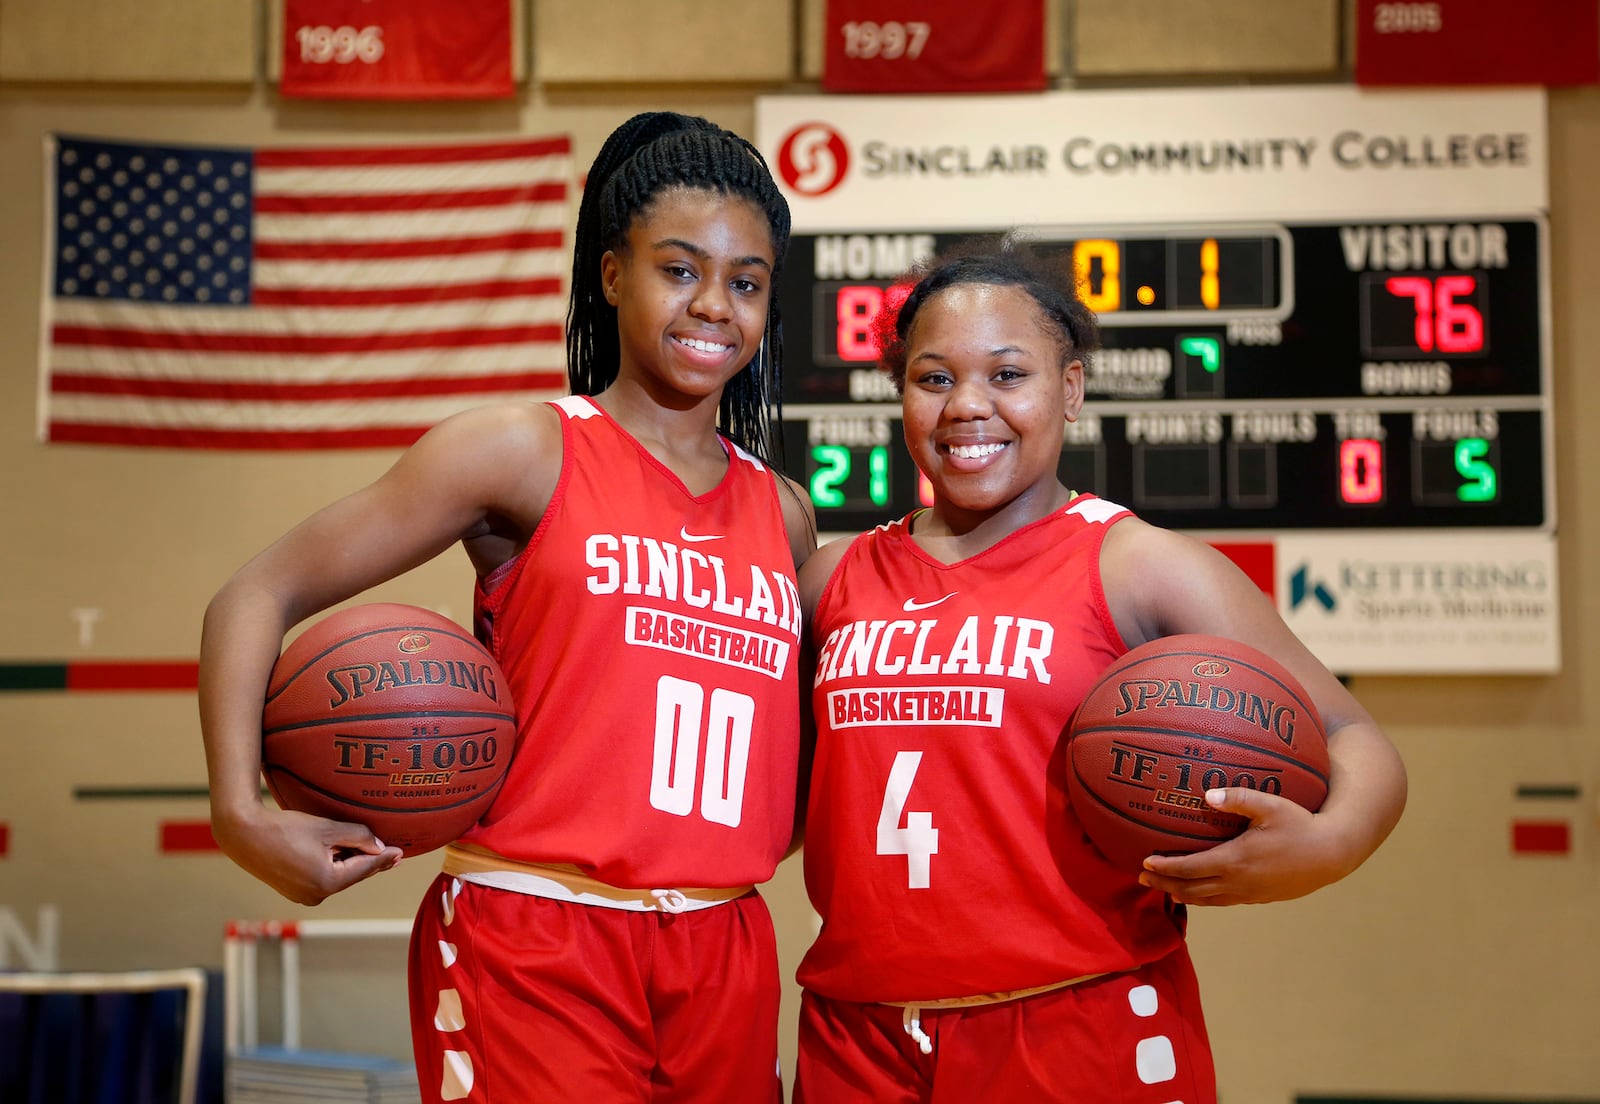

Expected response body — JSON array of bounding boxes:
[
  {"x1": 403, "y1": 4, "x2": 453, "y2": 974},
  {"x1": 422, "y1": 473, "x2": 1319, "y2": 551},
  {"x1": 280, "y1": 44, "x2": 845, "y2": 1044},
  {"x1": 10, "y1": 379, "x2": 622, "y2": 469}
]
[{"x1": 567, "y1": 112, "x2": 793, "y2": 465}]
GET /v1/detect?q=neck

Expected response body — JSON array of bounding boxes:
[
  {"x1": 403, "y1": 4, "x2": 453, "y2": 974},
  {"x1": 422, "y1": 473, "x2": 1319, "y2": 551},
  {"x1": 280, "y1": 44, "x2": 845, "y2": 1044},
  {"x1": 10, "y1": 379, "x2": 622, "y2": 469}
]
[{"x1": 915, "y1": 482, "x2": 1076, "y2": 558}]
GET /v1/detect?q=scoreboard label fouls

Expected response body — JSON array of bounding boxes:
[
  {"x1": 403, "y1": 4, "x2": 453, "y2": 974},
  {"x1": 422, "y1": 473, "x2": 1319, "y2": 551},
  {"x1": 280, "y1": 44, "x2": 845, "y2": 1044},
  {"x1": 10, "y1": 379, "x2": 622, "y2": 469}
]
[{"x1": 780, "y1": 218, "x2": 1548, "y2": 533}]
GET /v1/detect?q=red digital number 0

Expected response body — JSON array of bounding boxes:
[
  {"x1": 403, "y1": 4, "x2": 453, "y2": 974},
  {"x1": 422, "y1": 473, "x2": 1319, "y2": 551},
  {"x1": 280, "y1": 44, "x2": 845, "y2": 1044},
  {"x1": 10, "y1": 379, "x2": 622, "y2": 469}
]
[{"x1": 1339, "y1": 438, "x2": 1384, "y2": 504}]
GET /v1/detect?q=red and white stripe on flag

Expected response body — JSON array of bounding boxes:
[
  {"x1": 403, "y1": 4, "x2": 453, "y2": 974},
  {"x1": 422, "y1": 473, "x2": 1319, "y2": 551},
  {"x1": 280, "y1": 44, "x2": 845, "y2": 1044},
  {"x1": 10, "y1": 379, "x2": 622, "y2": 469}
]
[
  {"x1": 822, "y1": 0, "x2": 1046, "y2": 93},
  {"x1": 42, "y1": 134, "x2": 572, "y2": 449},
  {"x1": 281, "y1": 0, "x2": 513, "y2": 100}
]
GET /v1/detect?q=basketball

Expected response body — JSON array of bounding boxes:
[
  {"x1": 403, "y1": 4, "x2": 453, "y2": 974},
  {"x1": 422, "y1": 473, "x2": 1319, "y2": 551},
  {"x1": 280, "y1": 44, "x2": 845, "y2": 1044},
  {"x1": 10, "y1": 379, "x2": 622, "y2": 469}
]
[
  {"x1": 1066, "y1": 634, "x2": 1330, "y2": 871},
  {"x1": 261, "y1": 603, "x2": 515, "y2": 857}
]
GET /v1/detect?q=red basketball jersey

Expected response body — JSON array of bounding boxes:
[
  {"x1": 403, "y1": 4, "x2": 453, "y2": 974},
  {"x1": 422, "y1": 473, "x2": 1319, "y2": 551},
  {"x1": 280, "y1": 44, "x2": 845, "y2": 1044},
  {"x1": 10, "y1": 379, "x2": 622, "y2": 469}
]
[
  {"x1": 459, "y1": 396, "x2": 803, "y2": 888},
  {"x1": 799, "y1": 496, "x2": 1187, "y2": 1004}
]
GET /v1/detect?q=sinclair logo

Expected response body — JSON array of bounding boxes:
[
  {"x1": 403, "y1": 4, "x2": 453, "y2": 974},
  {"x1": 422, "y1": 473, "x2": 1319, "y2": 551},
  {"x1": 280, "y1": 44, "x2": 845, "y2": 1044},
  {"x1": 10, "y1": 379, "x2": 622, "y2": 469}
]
[{"x1": 776, "y1": 122, "x2": 850, "y2": 196}]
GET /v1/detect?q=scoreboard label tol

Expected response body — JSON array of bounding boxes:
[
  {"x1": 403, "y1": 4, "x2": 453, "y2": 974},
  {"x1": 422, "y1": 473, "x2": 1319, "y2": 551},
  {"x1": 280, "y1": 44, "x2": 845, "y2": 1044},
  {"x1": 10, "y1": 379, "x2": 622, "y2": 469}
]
[{"x1": 780, "y1": 217, "x2": 1548, "y2": 535}]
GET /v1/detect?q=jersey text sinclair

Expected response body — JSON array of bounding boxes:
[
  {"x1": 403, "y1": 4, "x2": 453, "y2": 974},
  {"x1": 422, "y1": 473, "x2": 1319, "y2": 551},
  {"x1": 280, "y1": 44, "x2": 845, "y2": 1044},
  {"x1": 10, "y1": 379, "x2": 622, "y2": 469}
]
[{"x1": 585, "y1": 533, "x2": 802, "y2": 637}]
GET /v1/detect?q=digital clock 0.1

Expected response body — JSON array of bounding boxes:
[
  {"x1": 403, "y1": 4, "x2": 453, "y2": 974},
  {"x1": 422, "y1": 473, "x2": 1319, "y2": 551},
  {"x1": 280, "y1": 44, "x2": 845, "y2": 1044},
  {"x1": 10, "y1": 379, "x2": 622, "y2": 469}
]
[{"x1": 1017, "y1": 224, "x2": 1293, "y2": 325}]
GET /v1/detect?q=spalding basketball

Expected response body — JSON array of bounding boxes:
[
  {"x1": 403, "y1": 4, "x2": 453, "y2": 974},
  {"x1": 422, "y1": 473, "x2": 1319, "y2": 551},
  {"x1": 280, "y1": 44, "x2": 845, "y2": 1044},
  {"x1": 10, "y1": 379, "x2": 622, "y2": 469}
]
[
  {"x1": 262, "y1": 603, "x2": 514, "y2": 857},
  {"x1": 1066, "y1": 634, "x2": 1330, "y2": 871}
]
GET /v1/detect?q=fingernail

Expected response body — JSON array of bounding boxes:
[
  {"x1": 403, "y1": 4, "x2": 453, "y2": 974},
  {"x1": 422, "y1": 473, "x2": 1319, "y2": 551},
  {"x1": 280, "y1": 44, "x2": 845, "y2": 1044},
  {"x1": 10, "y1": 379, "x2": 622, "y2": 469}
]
[
  {"x1": 373, "y1": 838, "x2": 385, "y2": 849},
  {"x1": 1205, "y1": 789, "x2": 1225, "y2": 805}
]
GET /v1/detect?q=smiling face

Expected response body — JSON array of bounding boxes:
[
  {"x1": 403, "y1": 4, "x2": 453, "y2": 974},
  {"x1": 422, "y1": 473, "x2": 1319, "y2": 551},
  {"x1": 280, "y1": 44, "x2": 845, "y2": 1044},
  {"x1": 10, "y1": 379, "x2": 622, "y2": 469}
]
[
  {"x1": 901, "y1": 281, "x2": 1085, "y2": 529},
  {"x1": 600, "y1": 187, "x2": 776, "y2": 406}
]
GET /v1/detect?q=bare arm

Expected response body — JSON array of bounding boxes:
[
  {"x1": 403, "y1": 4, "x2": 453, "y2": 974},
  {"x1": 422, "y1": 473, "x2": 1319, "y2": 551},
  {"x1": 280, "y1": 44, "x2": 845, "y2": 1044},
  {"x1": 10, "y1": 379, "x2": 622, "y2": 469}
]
[
  {"x1": 776, "y1": 472, "x2": 819, "y2": 573},
  {"x1": 199, "y1": 403, "x2": 559, "y2": 905},
  {"x1": 1102, "y1": 519, "x2": 1408, "y2": 905},
  {"x1": 787, "y1": 534, "x2": 854, "y2": 854}
]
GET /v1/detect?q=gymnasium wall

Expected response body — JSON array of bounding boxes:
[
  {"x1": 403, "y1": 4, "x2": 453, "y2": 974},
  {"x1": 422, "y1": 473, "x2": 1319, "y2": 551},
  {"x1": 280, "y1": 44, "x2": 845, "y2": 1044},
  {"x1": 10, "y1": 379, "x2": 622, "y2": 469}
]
[{"x1": 1, "y1": 1, "x2": 1596, "y2": 1099}]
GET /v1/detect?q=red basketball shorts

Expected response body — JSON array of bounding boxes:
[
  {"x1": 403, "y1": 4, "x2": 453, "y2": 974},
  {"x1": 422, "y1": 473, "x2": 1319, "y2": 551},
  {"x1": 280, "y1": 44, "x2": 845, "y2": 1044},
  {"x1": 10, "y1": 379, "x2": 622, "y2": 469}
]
[
  {"x1": 794, "y1": 945, "x2": 1215, "y2": 1104},
  {"x1": 408, "y1": 873, "x2": 783, "y2": 1103}
]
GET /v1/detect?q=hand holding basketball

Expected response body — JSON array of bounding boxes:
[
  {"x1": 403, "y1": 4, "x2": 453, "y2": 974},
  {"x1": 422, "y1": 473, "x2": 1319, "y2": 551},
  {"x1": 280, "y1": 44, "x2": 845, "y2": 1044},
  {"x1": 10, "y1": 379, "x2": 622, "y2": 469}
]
[
  {"x1": 1066, "y1": 634, "x2": 1330, "y2": 873},
  {"x1": 210, "y1": 800, "x2": 402, "y2": 907},
  {"x1": 261, "y1": 603, "x2": 515, "y2": 858},
  {"x1": 1136, "y1": 783, "x2": 1332, "y2": 905}
]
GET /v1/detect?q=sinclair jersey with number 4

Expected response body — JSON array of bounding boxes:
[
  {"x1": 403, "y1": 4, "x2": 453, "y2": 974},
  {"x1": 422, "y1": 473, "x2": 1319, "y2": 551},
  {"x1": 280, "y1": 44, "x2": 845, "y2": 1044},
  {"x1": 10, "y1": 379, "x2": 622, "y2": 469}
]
[
  {"x1": 458, "y1": 395, "x2": 803, "y2": 889},
  {"x1": 799, "y1": 495, "x2": 1187, "y2": 1004}
]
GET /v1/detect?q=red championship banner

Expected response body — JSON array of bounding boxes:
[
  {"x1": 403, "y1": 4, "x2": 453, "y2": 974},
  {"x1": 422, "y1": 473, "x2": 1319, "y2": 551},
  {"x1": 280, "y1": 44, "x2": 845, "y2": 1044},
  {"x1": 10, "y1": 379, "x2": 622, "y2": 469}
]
[
  {"x1": 1356, "y1": 0, "x2": 1598, "y2": 86},
  {"x1": 822, "y1": 0, "x2": 1045, "y2": 93},
  {"x1": 282, "y1": 0, "x2": 513, "y2": 100}
]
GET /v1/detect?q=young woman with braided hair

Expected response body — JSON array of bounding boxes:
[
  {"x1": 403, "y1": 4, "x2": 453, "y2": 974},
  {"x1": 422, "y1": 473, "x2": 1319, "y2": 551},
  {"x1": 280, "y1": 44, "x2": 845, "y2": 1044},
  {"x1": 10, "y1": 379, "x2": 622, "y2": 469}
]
[{"x1": 199, "y1": 112, "x2": 814, "y2": 1101}]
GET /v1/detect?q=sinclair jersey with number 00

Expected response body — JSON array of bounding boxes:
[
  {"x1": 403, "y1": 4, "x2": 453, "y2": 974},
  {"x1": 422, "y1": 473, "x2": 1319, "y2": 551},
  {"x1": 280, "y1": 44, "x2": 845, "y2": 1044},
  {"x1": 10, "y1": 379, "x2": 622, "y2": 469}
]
[
  {"x1": 458, "y1": 395, "x2": 803, "y2": 889},
  {"x1": 799, "y1": 495, "x2": 1187, "y2": 1004}
]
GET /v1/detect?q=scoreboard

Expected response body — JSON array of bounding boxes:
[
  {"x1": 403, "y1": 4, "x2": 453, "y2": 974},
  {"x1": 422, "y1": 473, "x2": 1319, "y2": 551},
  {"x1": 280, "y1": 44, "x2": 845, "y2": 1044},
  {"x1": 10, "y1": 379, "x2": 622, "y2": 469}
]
[
  {"x1": 758, "y1": 85, "x2": 1559, "y2": 672},
  {"x1": 778, "y1": 218, "x2": 1549, "y2": 536}
]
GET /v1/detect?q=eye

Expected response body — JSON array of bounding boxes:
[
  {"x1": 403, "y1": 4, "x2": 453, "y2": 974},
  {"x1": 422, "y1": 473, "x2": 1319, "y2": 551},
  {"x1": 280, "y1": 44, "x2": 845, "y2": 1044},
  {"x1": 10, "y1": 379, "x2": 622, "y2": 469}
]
[
  {"x1": 664, "y1": 263, "x2": 695, "y2": 280},
  {"x1": 913, "y1": 369, "x2": 952, "y2": 389},
  {"x1": 993, "y1": 366, "x2": 1026, "y2": 383},
  {"x1": 731, "y1": 276, "x2": 763, "y2": 295}
]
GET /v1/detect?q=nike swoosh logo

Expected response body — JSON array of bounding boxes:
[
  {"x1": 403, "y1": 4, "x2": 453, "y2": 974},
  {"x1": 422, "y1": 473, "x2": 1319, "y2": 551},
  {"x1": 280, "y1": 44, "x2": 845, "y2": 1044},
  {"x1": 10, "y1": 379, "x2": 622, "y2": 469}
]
[
  {"x1": 902, "y1": 593, "x2": 957, "y2": 612},
  {"x1": 679, "y1": 527, "x2": 725, "y2": 543}
]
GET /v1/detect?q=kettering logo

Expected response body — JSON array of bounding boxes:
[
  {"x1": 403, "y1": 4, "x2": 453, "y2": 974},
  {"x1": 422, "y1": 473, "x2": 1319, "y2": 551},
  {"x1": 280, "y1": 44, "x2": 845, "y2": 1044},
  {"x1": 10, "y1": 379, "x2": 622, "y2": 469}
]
[
  {"x1": 777, "y1": 123, "x2": 850, "y2": 196},
  {"x1": 1290, "y1": 564, "x2": 1337, "y2": 613}
]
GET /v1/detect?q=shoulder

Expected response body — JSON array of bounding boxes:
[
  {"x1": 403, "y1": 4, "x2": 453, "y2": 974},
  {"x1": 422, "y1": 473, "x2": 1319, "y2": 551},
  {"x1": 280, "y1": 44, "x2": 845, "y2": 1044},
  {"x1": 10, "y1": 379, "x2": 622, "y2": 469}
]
[
  {"x1": 774, "y1": 472, "x2": 819, "y2": 572},
  {"x1": 1101, "y1": 518, "x2": 1277, "y2": 648},
  {"x1": 797, "y1": 533, "x2": 857, "y2": 618},
  {"x1": 397, "y1": 400, "x2": 564, "y2": 520},
  {"x1": 1100, "y1": 515, "x2": 1201, "y2": 573},
  {"x1": 418, "y1": 399, "x2": 561, "y2": 456}
]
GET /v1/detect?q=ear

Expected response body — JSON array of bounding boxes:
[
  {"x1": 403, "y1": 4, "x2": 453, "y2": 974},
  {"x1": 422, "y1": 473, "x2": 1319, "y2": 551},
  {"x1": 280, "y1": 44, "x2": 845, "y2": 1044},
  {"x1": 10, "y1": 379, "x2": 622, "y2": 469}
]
[
  {"x1": 1061, "y1": 357, "x2": 1086, "y2": 423},
  {"x1": 600, "y1": 249, "x2": 622, "y2": 307}
]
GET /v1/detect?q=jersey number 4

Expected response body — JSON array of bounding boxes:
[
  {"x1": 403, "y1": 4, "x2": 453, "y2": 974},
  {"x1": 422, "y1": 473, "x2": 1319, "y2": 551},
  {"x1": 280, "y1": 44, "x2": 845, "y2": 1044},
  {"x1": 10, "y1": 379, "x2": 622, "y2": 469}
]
[
  {"x1": 877, "y1": 750, "x2": 938, "y2": 888},
  {"x1": 649, "y1": 674, "x2": 754, "y2": 828}
]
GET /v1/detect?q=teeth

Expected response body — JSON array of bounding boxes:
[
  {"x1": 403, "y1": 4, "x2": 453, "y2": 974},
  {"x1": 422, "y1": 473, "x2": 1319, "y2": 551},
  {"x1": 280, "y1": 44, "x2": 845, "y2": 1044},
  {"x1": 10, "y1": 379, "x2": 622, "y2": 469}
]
[
  {"x1": 677, "y1": 336, "x2": 731, "y2": 353},
  {"x1": 949, "y1": 443, "x2": 1005, "y2": 459}
]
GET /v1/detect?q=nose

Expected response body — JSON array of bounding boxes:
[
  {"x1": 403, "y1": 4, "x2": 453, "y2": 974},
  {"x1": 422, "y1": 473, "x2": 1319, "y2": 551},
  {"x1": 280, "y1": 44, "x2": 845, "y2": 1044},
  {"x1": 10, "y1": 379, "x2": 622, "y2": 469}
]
[
  {"x1": 689, "y1": 279, "x2": 732, "y2": 323},
  {"x1": 943, "y1": 377, "x2": 993, "y2": 421}
]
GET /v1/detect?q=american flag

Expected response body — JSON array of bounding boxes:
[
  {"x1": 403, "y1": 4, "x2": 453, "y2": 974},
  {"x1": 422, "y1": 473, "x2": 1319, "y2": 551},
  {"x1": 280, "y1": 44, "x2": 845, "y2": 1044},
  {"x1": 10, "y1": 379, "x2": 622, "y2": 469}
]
[{"x1": 41, "y1": 133, "x2": 572, "y2": 448}]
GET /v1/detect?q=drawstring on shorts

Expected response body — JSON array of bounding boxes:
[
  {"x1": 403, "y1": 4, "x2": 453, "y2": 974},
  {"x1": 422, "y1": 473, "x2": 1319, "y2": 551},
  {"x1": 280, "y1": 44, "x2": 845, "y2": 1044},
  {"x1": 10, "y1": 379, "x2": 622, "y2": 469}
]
[
  {"x1": 902, "y1": 1005, "x2": 933, "y2": 1054},
  {"x1": 649, "y1": 889, "x2": 690, "y2": 914}
]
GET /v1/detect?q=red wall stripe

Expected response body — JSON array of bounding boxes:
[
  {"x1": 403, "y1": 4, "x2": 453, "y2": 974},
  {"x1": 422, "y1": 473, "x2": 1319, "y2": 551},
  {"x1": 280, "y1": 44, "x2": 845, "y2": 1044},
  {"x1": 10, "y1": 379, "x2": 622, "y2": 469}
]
[
  {"x1": 1511, "y1": 820, "x2": 1571, "y2": 855},
  {"x1": 160, "y1": 820, "x2": 221, "y2": 853},
  {"x1": 1210, "y1": 541, "x2": 1276, "y2": 600},
  {"x1": 66, "y1": 662, "x2": 200, "y2": 691},
  {"x1": 0, "y1": 824, "x2": 9, "y2": 857}
]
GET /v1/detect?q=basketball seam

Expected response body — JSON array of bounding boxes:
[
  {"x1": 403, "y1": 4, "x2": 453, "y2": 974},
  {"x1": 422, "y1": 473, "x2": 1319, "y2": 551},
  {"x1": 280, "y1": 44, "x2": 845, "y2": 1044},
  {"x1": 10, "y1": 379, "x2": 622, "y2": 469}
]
[
  {"x1": 262, "y1": 711, "x2": 515, "y2": 737},
  {"x1": 1068, "y1": 724, "x2": 1330, "y2": 787},
  {"x1": 1065, "y1": 779, "x2": 1243, "y2": 846},
  {"x1": 263, "y1": 766, "x2": 507, "y2": 816},
  {"x1": 265, "y1": 623, "x2": 495, "y2": 704}
]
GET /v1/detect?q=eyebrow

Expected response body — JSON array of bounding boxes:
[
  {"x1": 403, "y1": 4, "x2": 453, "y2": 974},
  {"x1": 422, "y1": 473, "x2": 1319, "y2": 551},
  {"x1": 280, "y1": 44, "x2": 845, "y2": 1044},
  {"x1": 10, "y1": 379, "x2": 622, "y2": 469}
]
[
  {"x1": 910, "y1": 344, "x2": 1032, "y2": 364},
  {"x1": 651, "y1": 237, "x2": 773, "y2": 272}
]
